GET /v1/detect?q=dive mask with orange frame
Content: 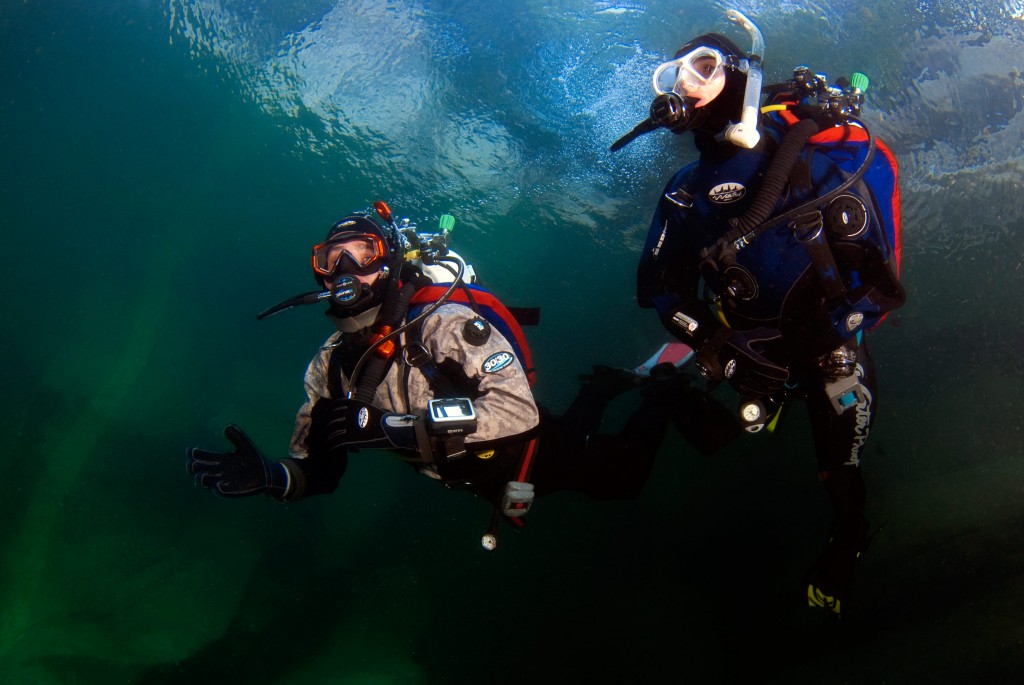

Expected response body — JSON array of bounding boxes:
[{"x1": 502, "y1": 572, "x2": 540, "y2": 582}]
[{"x1": 311, "y1": 233, "x2": 389, "y2": 279}]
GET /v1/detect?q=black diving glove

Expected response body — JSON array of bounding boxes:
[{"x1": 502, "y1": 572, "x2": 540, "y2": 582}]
[
  {"x1": 187, "y1": 425, "x2": 291, "y2": 499},
  {"x1": 696, "y1": 327, "x2": 790, "y2": 397},
  {"x1": 309, "y1": 397, "x2": 418, "y2": 452}
]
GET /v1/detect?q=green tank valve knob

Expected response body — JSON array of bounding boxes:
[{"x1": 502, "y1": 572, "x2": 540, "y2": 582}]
[
  {"x1": 439, "y1": 214, "x2": 456, "y2": 232},
  {"x1": 850, "y1": 72, "x2": 869, "y2": 93}
]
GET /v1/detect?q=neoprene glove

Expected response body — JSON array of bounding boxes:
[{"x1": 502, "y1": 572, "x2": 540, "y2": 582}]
[
  {"x1": 696, "y1": 327, "x2": 790, "y2": 397},
  {"x1": 187, "y1": 425, "x2": 290, "y2": 499},
  {"x1": 309, "y1": 398, "x2": 418, "y2": 453}
]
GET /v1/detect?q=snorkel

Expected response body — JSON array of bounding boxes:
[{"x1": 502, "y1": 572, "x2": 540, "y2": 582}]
[
  {"x1": 609, "y1": 9, "x2": 766, "y2": 151},
  {"x1": 719, "y1": 9, "x2": 764, "y2": 149}
]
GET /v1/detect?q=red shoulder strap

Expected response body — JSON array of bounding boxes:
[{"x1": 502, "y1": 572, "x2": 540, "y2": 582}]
[{"x1": 410, "y1": 285, "x2": 536, "y2": 386}]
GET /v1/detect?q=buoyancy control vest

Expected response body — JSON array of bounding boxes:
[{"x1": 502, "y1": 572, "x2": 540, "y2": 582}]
[
  {"x1": 659, "y1": 107, "x2": 904, "y2": 357},
  {"x1": 403, "y1": 277, "x2": 542, "y2": 534},
  {"x1": 408, "y1": 283, "x2": 538, "y2": 389}
]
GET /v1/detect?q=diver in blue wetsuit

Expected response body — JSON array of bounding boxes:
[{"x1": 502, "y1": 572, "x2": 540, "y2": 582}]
[{"x1": 612, "y1": 11, "x2": 905, "y2": 616}]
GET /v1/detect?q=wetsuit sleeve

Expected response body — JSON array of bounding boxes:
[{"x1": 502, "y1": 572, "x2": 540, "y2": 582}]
[
  {"x1": 637, "y1": 171, "x2": 723, "y2": 348},
  {"x1": 281, "y1": 334, "x2": 349, "y2": 500},
  {"x1": 289, "y1": 337, "x2": 335, "y2": 458},
  {"x1": 419, "y1": 304, "x2": 540, "y2": 444}
]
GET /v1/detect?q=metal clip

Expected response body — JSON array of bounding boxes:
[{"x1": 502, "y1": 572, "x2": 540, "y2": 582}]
[
  {"x1": 824, "y1": 374, "x2": 867, "y2": 414},
  {"x1": 501, "y1": 481, "x2": 535, "y2": 517}
]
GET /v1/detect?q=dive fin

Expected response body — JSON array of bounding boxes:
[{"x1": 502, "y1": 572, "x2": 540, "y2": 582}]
[
  {"x1": 631, "y1": 342, "x2": 694, "y2": 376},
  {"x1": 577, "y1": 342, "x2": 694, "y2": 385}
]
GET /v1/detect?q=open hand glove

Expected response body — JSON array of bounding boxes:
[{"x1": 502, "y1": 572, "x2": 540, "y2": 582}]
[{"x1": 187, "y1": 425, "x2": 290, "y2": 499}]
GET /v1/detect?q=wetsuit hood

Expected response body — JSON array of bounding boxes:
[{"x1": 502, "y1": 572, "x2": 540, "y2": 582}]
[{"x1": 675, "y1": 33, "x2": 750, "y2": 153}]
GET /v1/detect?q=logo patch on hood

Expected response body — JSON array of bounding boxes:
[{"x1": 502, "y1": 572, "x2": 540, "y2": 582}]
[{"x1": 708, "y1": 182, "x2": 746, "y2": 204}]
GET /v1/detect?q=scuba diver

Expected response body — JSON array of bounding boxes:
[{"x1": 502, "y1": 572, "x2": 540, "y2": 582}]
[
  {"x1": 187, "y1": 203, "x2": 739, "y2": 550},
  {"x1": 612, "y1": 10, "x2": 905, "y2": 616}
]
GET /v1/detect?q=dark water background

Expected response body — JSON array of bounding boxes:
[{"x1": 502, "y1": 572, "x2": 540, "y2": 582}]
[{"x1": 2, "y1": 1, "x2": 1023, "y2": 682}]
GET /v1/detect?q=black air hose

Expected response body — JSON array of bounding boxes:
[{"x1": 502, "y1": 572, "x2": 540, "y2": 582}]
[
  {"x1": 348, "y1": 256, "x2": 467, "y2": 402},
  {"x1": 351, "y1": 277, "x2": 417, "y2": 404},
  {"x1": 729, "y1": 117, "x2": 821, "y2": 236}
]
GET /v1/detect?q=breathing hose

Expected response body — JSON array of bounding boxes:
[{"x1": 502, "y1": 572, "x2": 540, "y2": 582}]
[{"x1": 347, "y1": 255, "x2": 467, "y2": 401}]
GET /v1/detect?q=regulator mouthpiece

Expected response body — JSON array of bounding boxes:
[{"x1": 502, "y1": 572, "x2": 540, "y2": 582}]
[
  {"x1": 650, "y1": 93, "x2": 701, "y2": 130},
  {"x1": 609, "y1": 93, "x2": 702, "y2": 152}
]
